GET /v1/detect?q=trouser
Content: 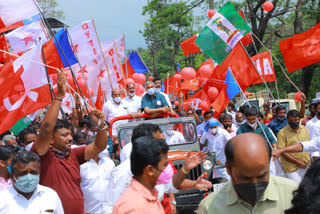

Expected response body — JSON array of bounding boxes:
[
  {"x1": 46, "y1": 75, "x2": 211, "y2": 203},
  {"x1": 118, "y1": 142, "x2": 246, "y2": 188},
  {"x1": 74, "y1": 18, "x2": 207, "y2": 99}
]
[{"x1": 286, "y1": 167, "x2": 308, "y2": 183}]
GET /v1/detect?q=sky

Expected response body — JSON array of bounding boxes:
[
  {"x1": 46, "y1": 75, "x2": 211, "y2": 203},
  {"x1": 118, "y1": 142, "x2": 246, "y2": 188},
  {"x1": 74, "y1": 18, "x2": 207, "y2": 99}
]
[{"x1": 56, "y1": 0, "x2": 149, "y2": 49}]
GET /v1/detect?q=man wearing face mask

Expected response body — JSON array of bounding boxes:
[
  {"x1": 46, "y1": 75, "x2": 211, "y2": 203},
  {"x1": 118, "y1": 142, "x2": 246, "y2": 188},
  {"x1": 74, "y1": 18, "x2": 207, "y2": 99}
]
[
  {"x1": 235, "y1": 112, "x2": 246, "y2": 128},
  {"x1": 237, "y1": 107, "x2": 277, "y2": 149},
  {"x1": 197, "y1": 111, "x2": 213, "y2": 139},
  {"x1": 277, "y1": 110, "x2": 310, "y2": 183},
  {"x1": 0, "y1": 145, "x2": 18, "y2": 191},
  {"x1": 222, "y1": 114, "x2": 238, "y2": 137},
  {"x1": 153, "y1": 78, "x2": 175, "y2": 116},
  {"x1": 123, "y1": 82, "x2": 142, "y2": 121},
  {"x1": 102, "y1": 88, "x2": 127, "y2": 136},
  {"x1": 141, "y1": 81, "x2": 170, "y2": 119},
  {"x1": 268, "y1": 105, "x2": 288, "y2": 136},
  {"x1": 163, "y1": 125, "x2": 185, "y2": 145},
  {"x1": 301, "y1": 101, "x2": 317, "y2": 126},
  {"x1": 0, "y1": 151, "x2": 64, "y2": 213},
  {"x1": 198, "y1": 133, "x2": 298, "y2": 214},
  {"x1": 200, "y1": 118, "x2": 231, "y2": 180},
  {"x1": 80, "y1": 135, "x2": 115, "y2": 214}
]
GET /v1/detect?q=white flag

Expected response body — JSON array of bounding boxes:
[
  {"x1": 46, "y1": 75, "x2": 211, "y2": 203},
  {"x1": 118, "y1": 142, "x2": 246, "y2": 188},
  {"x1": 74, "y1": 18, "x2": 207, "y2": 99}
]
[{"x1": 101, "y1": 35, "x2": 125, "y2": 59}]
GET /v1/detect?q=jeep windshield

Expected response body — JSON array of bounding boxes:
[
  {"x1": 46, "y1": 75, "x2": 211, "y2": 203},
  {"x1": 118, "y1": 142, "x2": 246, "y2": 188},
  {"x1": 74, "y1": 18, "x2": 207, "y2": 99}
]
[{"x1": 117, "y1": 119, "x2": 197, "y2": 149}]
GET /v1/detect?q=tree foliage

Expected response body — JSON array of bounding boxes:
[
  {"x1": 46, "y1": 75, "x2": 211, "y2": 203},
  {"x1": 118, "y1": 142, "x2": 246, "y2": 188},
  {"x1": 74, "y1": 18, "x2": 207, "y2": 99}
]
[{"x1": 36, "y1": 0, "x2": 64, "y2": 19}]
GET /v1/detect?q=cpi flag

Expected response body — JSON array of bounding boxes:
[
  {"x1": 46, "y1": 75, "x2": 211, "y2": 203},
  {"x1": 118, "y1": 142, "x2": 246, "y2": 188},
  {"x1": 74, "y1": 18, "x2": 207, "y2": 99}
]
[
  {"x1": 0, "y1": 0, "x2": 40, "y2": 33},
  {"x1": 195, "y1": 2, "x2": 251, "y2": 64},
  {"x1": 279, "y1": 23, "x2": 320, "y2": 73},
  {"x1": 6, "y1": 20, "x2": 48, "y2": 53},
  {"x1": 0, "y1": 44, "x2": 51, "y2": 134},
  {"x1": 102, "y1": 36, "x2": 126, "y2": 59},
  {"x1": 251, "y1": 51, "x2": 276, "y2": 84}
]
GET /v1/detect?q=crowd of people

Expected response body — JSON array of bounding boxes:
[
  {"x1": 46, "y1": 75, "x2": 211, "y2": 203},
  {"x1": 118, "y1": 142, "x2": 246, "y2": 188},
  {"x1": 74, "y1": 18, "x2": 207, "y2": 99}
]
[{"x1": 0, "y1": 70, "x2": 320, "y2": 214}]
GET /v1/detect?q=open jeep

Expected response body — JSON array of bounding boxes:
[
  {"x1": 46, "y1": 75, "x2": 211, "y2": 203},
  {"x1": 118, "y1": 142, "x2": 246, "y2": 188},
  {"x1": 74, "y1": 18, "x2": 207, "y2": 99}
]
[{"x1": 110, "y1": 114, "x2": 226, "y2": 212}]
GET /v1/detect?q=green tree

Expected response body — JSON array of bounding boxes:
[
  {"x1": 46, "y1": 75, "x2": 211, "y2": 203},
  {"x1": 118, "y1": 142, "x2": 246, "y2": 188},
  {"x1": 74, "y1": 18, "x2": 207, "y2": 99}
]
[{"x1": 36, "y1": 0, "x2": 64, "y2": 19}]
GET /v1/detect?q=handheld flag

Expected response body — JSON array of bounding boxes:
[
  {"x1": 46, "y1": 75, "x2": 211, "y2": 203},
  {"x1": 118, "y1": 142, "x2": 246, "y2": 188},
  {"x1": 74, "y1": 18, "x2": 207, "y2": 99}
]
[
  {"x1": 279, "y1": 23, "x2": 320, "y2": 73},
  {"x1": 195, "y1": 2, "x2": 251, "y2": 64},
  {"x1": 122, "y1": 50, "x2": 148, "y2": 78}
]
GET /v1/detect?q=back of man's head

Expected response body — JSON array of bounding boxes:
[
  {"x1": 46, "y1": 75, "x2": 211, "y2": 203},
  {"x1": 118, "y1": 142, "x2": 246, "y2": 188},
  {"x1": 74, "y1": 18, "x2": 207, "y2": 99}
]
[
  {"x1": 131, "y1": 136, "x2": 168, "y2": 177},
  {"x1": 131, "y1": 123, "x2": 162, "y2": 144},
  {"x1": 0, "y1": 145, "x2": 18, "y2": 161}
]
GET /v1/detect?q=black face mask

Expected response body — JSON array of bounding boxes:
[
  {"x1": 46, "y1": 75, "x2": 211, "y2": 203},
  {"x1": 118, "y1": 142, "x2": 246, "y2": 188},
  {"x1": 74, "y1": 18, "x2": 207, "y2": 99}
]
[
  {"x1": 223, "y1": 124, "x2": 232, "y2": 129},
  {"x1": 317, "y1": 112, "x2": 320, "y2": 118},
  {"x1": 289, "y1": 121, "x2": 299, "y2": 129},
  {"x1": 234, "y1": 182, "x2": 269, "y2": 205}
]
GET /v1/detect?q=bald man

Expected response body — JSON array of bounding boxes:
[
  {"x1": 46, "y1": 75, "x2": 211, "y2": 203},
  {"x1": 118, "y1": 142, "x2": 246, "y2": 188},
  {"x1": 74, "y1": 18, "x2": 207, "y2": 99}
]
[
  {"x1": 102, "y1": 88, "x2": 127, "y2": 136},
  {"x1": 198, "y1": 133, "x2": 298, "y2": 214}
]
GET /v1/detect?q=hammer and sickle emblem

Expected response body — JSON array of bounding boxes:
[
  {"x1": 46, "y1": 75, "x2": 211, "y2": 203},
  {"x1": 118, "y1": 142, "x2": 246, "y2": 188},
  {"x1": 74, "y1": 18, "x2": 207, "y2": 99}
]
[{"x1": 3, "y1": 91, "x2": 38, "y2": 111}]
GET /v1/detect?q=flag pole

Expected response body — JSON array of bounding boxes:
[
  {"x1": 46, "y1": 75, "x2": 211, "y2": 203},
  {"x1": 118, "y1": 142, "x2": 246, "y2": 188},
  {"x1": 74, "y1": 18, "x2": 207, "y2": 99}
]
[
  {"x1": 239, "y1": 41, "x2": 277, "y2": 104},
  {"x1": 113, "y1": 40, "x2": 126, "y2": 80},
  {"x1": 66, "y1": 28, "x2": 95, "y2": 108},
  {"x1": 123, "y1": 33, "x2": 128, "y2": 79},
  {"x1": 91, "y1": 18, "x2": 113, "y2": 90}
]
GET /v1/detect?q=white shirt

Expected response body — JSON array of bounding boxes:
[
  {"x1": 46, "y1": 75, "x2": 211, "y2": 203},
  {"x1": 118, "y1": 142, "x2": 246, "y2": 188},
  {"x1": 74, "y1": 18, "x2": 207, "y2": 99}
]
[
  {"x1": 197, "y1": 121, "x2": 207, "y2": 137},
  {"x1": 200, "y1": 128, "x2": 231, "y2": 164},
  {"x1": 120, "y1": 142, "x2": 132, "y2": 163},
  {"x1": 80, "y1": 157, "x2": 115, "y2": 214},
  {"x1": 302, "y1": 136, "x2": 320, "y2": 153},
  {"x1": 305, "y1": 116, "x2": 320, "y2": 157},
  {"x1": 155, "y1": 179, "x2": 178, "y2": 201},
  {"x1": 0, "y1": 184, "x2": 64, "y2": 214},
  {"x1": 102, "y1": 99, "x2": 127, "y2": 136},
  {"x1": 164, "y1": 130, "x2": 185, "y2": 145},
  {"x1": 122, "y1": 95, "x2": 142, "y2": 114}
]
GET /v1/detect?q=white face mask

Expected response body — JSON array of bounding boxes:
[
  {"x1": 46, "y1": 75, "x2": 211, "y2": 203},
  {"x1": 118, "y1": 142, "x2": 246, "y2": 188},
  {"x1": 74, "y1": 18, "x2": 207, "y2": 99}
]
[
  {"x1": 248, "y1": 121, "x2": 257, "y2": 128},
  {"x1": 210, "y1": 127, "x2": 218, "y2": 135},
  {"x1": 147, "y1": 88, "x2": 155, "y2": 95},
  {"x1": 155, "y1": 88, "x2": 161, "y2": 93},
  {"x1": 98, "y1": 148, "x2": 109, "y2": 159},
  {"x1": 165, "y1": 129, "x2": 173, "y2": 135},
  {"x1": 128, "y1": 92, "x2": 135, "y2": 97},
  {"x1": 114, "y1": 97, "x2": 121, "y2": 103}
]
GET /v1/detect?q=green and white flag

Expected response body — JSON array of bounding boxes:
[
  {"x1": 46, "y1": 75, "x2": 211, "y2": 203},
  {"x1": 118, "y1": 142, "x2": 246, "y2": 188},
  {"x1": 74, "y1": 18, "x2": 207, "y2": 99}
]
[
  {"x1": 10, "y1": 110, "x2": 41, "y2": 135},
  {"x1": 195, "y1": 2, "x2": 251, "y2": 64}
]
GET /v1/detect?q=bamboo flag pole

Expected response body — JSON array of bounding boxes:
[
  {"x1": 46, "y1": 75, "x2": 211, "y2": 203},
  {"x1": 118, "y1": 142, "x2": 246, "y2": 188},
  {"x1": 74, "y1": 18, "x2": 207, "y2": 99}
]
[
  {"x1": 123, "y1": 33, "x2": 128, "y2": 79},
  {"x1": 91, "y1": 18, "x2": 113, "y2": 90},
  {"x1": 113, "y1": 40, "x2": 126, "y2": 80}
]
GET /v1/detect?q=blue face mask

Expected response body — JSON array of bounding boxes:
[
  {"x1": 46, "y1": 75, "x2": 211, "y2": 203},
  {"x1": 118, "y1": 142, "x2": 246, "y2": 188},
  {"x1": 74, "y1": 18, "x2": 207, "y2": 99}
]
[
  {"x1": 14, "y1": 174, "x2": 39, "y2": 193},
  {"x1": 7, "y1": 165, "x2": 11, "y2": 174},
  {"x1": 147, "y1": 88, "x2": 155, "y2": 95}
]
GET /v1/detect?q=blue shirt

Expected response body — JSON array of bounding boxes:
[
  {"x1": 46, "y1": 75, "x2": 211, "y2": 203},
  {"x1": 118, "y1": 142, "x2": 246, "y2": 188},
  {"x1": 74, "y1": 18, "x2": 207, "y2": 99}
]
[
  {"x1": 268, "y1": 118, "x2": 288, "y2": 137},
  {"x1": 107, "y1": 136, "x2": 113, "y2": 159},
  {"x1": 141, "y1": 92, "x2": 169, "y2": 111},
  {"x1": 237, "y1": 122, "x2": 277, "y2": 144}
]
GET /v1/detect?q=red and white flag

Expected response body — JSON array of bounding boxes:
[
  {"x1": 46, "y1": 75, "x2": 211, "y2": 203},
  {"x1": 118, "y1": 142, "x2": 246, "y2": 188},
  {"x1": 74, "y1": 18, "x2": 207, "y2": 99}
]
[
  {"x1": 6, "y1": 20, "x2": 48, "y2": 53},
  {"x1": 251, "y1": 51, "x2": 276, "y2": 84},
  {"x1": 102, "y1": 35, "x2": 126, "y2": 59},
  {"x1": 0, "y1": 0, "x2": 40, "y2": 33},
  {"x1": 0, "y1": 43, "x2": 51, "y2": 134},
  {"x1": 61, "y1": 93, "x2": 75, "y2": 114},
  {"x1": 102, "y1": 42, "x2": 124, "y2": 84}
]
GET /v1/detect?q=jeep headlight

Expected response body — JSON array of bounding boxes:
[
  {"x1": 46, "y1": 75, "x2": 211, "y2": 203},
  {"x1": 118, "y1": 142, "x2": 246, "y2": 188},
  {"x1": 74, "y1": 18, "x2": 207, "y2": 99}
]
[{"x1": 203, "y1": 160, "x2": 213, "y2": 171}]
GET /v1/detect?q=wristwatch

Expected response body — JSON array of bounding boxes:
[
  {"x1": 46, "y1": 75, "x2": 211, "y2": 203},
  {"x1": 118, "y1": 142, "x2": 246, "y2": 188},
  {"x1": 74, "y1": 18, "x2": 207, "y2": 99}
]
[{"x1": 169, "y1": 201, "x2": 176, "y2": 206}]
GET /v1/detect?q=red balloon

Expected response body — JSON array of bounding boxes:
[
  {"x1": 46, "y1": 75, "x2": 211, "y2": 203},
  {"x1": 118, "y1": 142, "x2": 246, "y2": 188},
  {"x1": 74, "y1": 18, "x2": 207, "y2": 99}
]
[
  {"x1": 294, "y1": 92, "x2": 305, "y2": 102},
  {"x1": 148, "y1": 76, "x2": 154, "y2": 81},
  {"x1": 135, "y1": 83, "x2": 146, "y2": 96},
  {"x1": 132, "y1": 73, "x2": 139, "y2": 81},
  {"x1": 181, "y1": 67, "x2": 196, "y2": 80},
  {"x1": 77, "y1": 74, "x2": 88, "y2": 81},
  {"x1": 263, "y1": 1, "x2": 274, "y2": 12},
  {"x1": 208, "y1": 87, "x2": 219, "y2": 102},
  {"x1": 208, "y1": 9, "x2": 216, "y2": 18},
  {"x1": 173, "y1": 74, "x2": 182, "y2": 82},
  {"x1": 78, "y1": 79, "x2": 89, "y2": 97},
  {"x1": 174, "y1": 101, "x2": 179, "y2": 106},
  {"x1": 124, "y1": 78, "x2": 135, "y2": 86},
  {"x1": 200, "y1": 101, "x2": 210, "y2": 112},
  {"x1": 199, "y1": 64, "x2": 213, "y2": 78},
  {"x1": 134, "y1": 73, "x2": 146, "y2": 85}
]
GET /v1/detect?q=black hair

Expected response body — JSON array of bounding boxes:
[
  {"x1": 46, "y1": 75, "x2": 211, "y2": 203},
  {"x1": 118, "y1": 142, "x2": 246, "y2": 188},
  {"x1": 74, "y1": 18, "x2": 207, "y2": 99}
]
[
  {"x1": 203, "y1": 111, "x2": 213, "y2": 117},
  {"x1": 79, "y1": 118, "x2": 93, "y2": 129},
  {"x1": 73, "y1": 132, "x2": 88, "y2": 145},
  {"x1": 0, "y1": 145, "x2": 18, "y2": 161},
  {"x1": 225, "y1": 135, "x2": 271, "y2": 166},
  {"x1": 126, "y1": 82, "x2": 135, "y2": 88},
  {"x1": 228, "y1": 103, "x2": 235, "y2": 110},
  {"x1": 239, "y1": 104, "x2": 250, "y2": 115},
  {"x1": 287, "y1": 110, "x2": 300, "y2": 119},
  {"x1": 285, "y1": 159, "x2": 320, "y2": 214},
  {"x1": 257, "y1": 112, "x2": 263, "y2": 118},
  {"x1": 222, "y1": 114, "x2": 233, "y2": 121},
  {"x1": 131, "y1": 123, "x2": 162, "y2": 144},
  {"x1": 17, "y1": 127, "x2": 37, "y2": 145},
  {"x1": 245, "y1": 106, "x2": 258, "y2": 117},
  {"x1": 276, "y1": 105, "x2": 286, "y2": 114},
  {"x1": 195, "y1": 109, "x2": 202, "y2": 116},
  {"x1": 153, "y1": 77, "x2": 162, "y2": 83},
  {"x1": 10, "y1": 151, "x2": 40, "y2": 175},
  {"x1": 131, "y1": 136, "x2": 169, "y2": 176},
  {"x1": 54, "y1": 119, "x2": 73, "y2": 133}
]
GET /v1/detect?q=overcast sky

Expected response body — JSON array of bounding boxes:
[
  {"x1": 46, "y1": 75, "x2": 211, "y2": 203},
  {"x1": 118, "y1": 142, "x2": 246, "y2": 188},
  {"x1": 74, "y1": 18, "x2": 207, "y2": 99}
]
[{"x1": 56, "y1": 0, "x2": 149, "y2": 49}]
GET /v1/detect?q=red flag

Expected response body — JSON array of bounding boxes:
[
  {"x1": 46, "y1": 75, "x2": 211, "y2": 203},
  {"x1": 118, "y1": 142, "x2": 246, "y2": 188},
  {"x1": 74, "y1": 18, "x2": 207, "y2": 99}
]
[
  {"x1": 251, "y1": 51, "x2": 276, "y2": 84},
  {"x1": 279, "y1": 23, "x2": 320, "y2": 73},
  {"x1": 180, "y1": 34, "x2": 201, "y2": 55},
  {"x1": 181, "y1": 59, "x2": 216, "y2": 91},
  {"x1": 0, "y1": 44, "x2": 51, "y2": 134},
  {"x1": 0, "y1": 35, "x2": 10, "y2": 64},
  {"x1": 164, "y1": 71, "x2": 181, "y2": 94},
  {"x1": 207, "y1": 43, "x2": 260, "y2": 118},
  {"x1": 182, "y1": 90, "x2": 209, "y2": 111},
  {"x1": 95, "y1": 82, "x2": 104, "y2": 110}
]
